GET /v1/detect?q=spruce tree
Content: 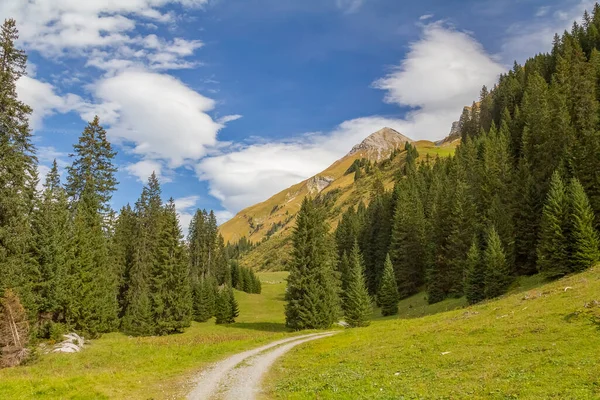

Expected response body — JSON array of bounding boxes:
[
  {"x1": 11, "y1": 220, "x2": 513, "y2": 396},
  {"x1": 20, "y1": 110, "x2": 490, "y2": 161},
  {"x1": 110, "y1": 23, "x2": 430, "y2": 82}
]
[
  {"x1": 285, "y1": 198, "x2": 340, "y2": 330},
  {"x1": 153, "y1": 199, "x2": 192, "y2": 335},
  {"x1": 464, "y1": 238, "x2": 485, "y2": 305},
  {"x1": 112, "y1": 204, "x2": 136, "y2": 318},
  {"x1": 343, "y1": 242, "x2": 372, "y2": 327},
  {"x1": 215, "y1": 287, "x2": 232, "y2": 325},
  {"x1": 31, "y1": 161, "x2": 71, "y2": 329},
  {"x1": 65, "y1": 116, "x2": 118, "y2": 216},
  {"x1": 568, "y1": 178, "x2": 600, "y2": 271},
  {"x1": 377, "y1": 254, "x2": 399, "y2": 317},
  {"x1": 194, "y1": 276, "x2": 216, "y2": 322},
  {"x1": 537, "y1": 171, "x2": 570, "y2": 278},
  {"x1": 228, "y1": 285, "x2": 239, "y2": 323},
  {"x1": 484, "y1": 227, "x2": 511, "y2": 299},
  {"x1": 0, "y1": 19, "x2": 38, "y2": 317}
]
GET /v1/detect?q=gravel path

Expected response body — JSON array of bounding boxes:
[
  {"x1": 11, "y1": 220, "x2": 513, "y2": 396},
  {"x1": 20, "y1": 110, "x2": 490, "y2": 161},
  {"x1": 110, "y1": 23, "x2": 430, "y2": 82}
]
[{"x1": 187, "y1": 332, "x2": 336, "y2": 400}]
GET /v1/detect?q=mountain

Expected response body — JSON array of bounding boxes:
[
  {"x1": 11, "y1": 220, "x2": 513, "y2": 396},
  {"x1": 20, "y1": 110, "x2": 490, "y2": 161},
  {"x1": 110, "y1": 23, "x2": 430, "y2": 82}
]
[{"x1": 219, "y1": 127, "x2": 458, "y2": 270}]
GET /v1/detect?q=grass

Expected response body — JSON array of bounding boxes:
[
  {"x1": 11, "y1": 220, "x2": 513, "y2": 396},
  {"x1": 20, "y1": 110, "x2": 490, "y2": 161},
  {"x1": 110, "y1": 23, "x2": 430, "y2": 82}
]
[
  {"x1": 0, "y1": 272, "x2": 294, "y2": 400},
  {"x1": 263, "y1": 266, "x2": 600, "y2": 399}
]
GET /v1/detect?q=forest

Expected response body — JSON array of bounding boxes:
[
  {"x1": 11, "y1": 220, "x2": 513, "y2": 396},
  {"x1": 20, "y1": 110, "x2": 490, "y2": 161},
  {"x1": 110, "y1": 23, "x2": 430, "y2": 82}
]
[
  {"x1": 0, "y1": 18, "x2": 261, "y2": 367},
  {"x1": 284, "y1": 6, "x2": 600, "y2": 329}
]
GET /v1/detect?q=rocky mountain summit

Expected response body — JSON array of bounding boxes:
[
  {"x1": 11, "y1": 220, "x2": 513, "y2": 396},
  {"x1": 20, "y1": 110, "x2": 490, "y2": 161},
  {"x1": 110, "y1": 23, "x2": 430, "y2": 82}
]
[{"x1": 347, "y1": 127, "x2": 413, "y2": 161}]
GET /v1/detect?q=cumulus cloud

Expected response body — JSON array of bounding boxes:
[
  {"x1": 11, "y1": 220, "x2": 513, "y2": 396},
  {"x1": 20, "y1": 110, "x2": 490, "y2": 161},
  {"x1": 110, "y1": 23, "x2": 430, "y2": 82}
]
[
  {"x1": 126, "y1": 159, "x2": 170, "y2": 183},
  {"x1": 372, "y1": 21, "x2": 503, "y2": 141},
  {"x1": 15, "y1": 76, "x2": 85, "y2": 130},
  {"x1": 87, "y1": 70, "x2": 223, "y2": 167},
  {"x1": 197, "y1": 21, "x2": 503, "y2": 217},
  {"x1": 196, "y1": 116, "x2": 409, "y2": 213},
  {"x1": 501, "y1": 0, "x2": 595, "y2": 63},
  {"x1": 0, "y1": 0, "x2": 208, "y2": 57}
]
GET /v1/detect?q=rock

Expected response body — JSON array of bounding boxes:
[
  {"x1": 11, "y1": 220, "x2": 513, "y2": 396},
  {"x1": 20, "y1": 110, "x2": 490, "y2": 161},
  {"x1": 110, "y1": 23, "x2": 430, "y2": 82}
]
[
  {"x1": 336, "y1": 320, "x2": 350, "y2": 328},
  {"x1": 52, "y1": 332, "x2": 85, "y2": 354},
  {"x1": 441, "y1": 351, "x2": 451, "y2": 355},
  {"x1": 347, "y1": 127, "x2": 412, "y2": 161},
  {"x1": 306, "y1": 176, "x2": 334, "y2": 194}
]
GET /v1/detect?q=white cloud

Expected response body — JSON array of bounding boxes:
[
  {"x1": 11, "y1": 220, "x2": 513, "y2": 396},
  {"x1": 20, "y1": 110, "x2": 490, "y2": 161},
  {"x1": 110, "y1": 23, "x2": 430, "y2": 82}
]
[
  {"x1": 0, "y1": 0, "x2": 208, "y2": 57},
  {"x1": 196, "y1": 115, "x2": 408, "y2": 213},
  {"x1": 501, "y1": 1, "x2": 595, "y2": 63},
  {"x1": 87, "y1": 70, "x2": 223, "y2": 167},
  {"x1": 372, "y1": 21, "x2": 503, "y2": 140},
  {"x1": 419, "y1": 14, "x2": 434, "y2": 21},
  {"x1": 196, "y1": 21, "x2": 503, "y2": 218},
  {"x1": 15, "y1": 76, "x2": 85, "y2": 130},
  {"x1": 126, "y1": 159, "x2": 170, "y2": 183}
]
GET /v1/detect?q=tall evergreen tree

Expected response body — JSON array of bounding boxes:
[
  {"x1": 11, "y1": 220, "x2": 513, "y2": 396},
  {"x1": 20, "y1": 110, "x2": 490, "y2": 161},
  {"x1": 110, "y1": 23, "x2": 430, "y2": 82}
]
[
  {"x1": 343, "y1": 242, "x2": 371, "y2": 327},
  {"x1": 112, "y1": 204, "x2": 136, "y2": 318},
  {"x1": 285, "y1": 198, "x2": 340, "y2": 330},
  {"x1": 0, "y1": 19, "x2": 38, "y2": 316},
  {"x1": 568, "y1": 178, "x2": 600, "y2": 271},
  {"x1": 152, "y1": 199, "x2": 192, "y2": 335},
  {"x1": 484, "y1": 227, "x2": 511, "y2": 299},
  {"x1": 31, "y1": 161, "x2": 70, "y2": 329},
  {"x1": 464, "y1": 238, "x2": 485, "y2": 305},
  {"x1": 65, "y1": 116, "x2": 117, "y2": 215},
  {"x1": 194, "y1": 276, "x2": 216, "y2": 322},
  {"x1": 377, "y1": 254, "x2": 399, "y2": 317},
  {"x1": 537, "y1": 171, "x2": 570, "y2": 278}
]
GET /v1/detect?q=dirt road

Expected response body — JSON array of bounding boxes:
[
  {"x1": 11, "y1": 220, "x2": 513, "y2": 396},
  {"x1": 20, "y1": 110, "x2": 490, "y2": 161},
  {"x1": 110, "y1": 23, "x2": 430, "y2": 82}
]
[{"x1": 187, "y1": 332, "x2": 336, "y2": 400}]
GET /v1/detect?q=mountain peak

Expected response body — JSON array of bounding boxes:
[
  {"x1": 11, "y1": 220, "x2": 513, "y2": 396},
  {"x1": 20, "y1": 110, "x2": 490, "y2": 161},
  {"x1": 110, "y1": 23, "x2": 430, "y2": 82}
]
[{"x1": 347, "y1": 127, "x2": 413, "y2": 161}]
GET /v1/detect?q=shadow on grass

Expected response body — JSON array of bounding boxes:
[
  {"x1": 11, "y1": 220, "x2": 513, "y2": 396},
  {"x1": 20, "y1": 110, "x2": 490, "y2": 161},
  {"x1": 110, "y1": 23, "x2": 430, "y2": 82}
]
[{"x1": 229, "y1": 322, "x2": 290, "y2": 332}]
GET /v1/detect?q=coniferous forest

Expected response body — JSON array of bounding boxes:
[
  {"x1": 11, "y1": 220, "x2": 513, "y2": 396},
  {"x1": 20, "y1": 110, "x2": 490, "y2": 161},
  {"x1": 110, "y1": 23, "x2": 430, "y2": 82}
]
[
  {"x1": 0, "y1": 19, "x2": 260, "y2": 354},
  {"x1": 285, "y1": 6, "x2": 600, "y2": 329}
]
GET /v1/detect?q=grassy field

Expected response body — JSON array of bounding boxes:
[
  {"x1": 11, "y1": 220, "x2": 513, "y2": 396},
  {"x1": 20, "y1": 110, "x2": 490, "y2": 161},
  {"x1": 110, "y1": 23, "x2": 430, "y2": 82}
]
[
  {"x1": 0, "y1": 272, "x2": 295, "y2": 400},
  {"x1": 264, "y1": 267, "x2": 600, "y2": 399}
]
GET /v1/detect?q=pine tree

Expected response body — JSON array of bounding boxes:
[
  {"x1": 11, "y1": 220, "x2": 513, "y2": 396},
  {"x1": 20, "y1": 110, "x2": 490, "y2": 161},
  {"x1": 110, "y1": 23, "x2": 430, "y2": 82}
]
[
  {"x1": 31, "y1": 161, "x2": 71, "y2": 329},
  {"x1": 464, "y1": 238, "x2": 485, "y2": 305},
  {"x1": 112, "y1": 204, "x2": 136, "y2": 318},
  {"x1": 343, "y1": 242, "x2": 371, "y2": 327},
  {"x1": 484, "y1": 227, "x2": 511, "y2": 299},
  {"x1": 285, "y1": 198, "x2": 340, "y2": 330},
  {"x1": 537, "y1": 171, "x2": 570, "y2": 278},
  {"x1": 377, "y1": 254, "x2": 399, "y2": 317},
  {"x1": 0, "y1": 19, "x2": 38, "y2": 318},
  {"x1": 153, "y1": 199, "x2": 192, "y2": 335},
  {"x1": 337, "y1": 252, "x2": 351, "y2": 294},
  {"x1": 568, "y1": 178, "x2": 600, "y2": 271}
]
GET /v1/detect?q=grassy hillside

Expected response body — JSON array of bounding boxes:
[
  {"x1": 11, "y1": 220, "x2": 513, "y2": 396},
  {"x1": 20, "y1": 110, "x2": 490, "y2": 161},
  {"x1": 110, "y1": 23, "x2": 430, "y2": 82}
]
[
  {"x1": 264, "y1": 266, "x2": 600, "y2": 399},
  {"x1": 0, "y1": 272, "x2": 295, "y2": 400},
  {"x1": 227, "y1": 139, "x2": 458, "y2": 271}
]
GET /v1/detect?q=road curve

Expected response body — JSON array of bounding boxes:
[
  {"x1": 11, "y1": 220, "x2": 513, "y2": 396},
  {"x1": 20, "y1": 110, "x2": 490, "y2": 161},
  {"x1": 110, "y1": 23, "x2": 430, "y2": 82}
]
[{"x1": 187, "y1": 332, "x2": 336, "y2": 400}]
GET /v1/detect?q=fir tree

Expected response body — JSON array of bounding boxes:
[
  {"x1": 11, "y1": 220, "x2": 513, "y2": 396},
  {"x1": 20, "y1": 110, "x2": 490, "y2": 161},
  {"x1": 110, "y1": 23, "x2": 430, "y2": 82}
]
[
  {"x1": 112, "y1": 204, "x2": 136, "y2": 318},
  {"x1": 568, "y1": 178, "x2": 600, "y2": 271},
  {"x1": 484, "y1": 227, "x2": 511, "y2": 299},
  {"x1": 464, "y1": 238, "x2": 485, "y2": 305},
  {"x1": 228, "y1": 285, "x2": 239, "y2": 323},
  {"x1": 537, "y1": 171, "x2": 570, "y2": 278},
  {"x1": 285, "y1": 198, "x2": 340, "y2": 330},
  {"x1": 343, "y1": 242, "x2": 372, "y2": 327},
  {"x1": 377, "y1": 254, "x2": 399, "y2": 316}
]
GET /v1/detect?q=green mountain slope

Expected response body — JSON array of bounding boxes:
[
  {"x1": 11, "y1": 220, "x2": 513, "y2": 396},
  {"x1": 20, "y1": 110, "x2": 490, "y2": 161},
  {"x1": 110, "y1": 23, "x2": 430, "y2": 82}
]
[
  {"x1": 264, "y1": 266, "x2": 600, "y2": 399},
  {"x1": 219, "y1": 128, "x2": 458, "y2": 270}
]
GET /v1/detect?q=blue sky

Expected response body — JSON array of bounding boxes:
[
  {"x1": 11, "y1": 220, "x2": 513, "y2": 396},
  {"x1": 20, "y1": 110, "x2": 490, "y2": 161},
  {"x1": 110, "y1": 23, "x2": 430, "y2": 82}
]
[{"x1": 0, "y1": 0, "x2": 593, "y2": 231}]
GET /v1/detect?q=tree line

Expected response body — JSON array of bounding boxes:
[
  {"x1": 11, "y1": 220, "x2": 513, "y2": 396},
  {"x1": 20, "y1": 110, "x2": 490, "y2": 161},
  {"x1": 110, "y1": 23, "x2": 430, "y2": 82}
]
[
  {"x1": 0, "y1": 19, "x2": 260, "y2": 359},
  {"x1": 285, "y1": 5, "x2": 600, "y2": 329}
]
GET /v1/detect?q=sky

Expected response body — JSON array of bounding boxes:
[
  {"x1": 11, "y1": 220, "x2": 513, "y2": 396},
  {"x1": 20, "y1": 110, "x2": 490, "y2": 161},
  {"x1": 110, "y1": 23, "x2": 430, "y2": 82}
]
[{"x1": 0, "y1": 0, "x2": 594, "y2": 232}]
